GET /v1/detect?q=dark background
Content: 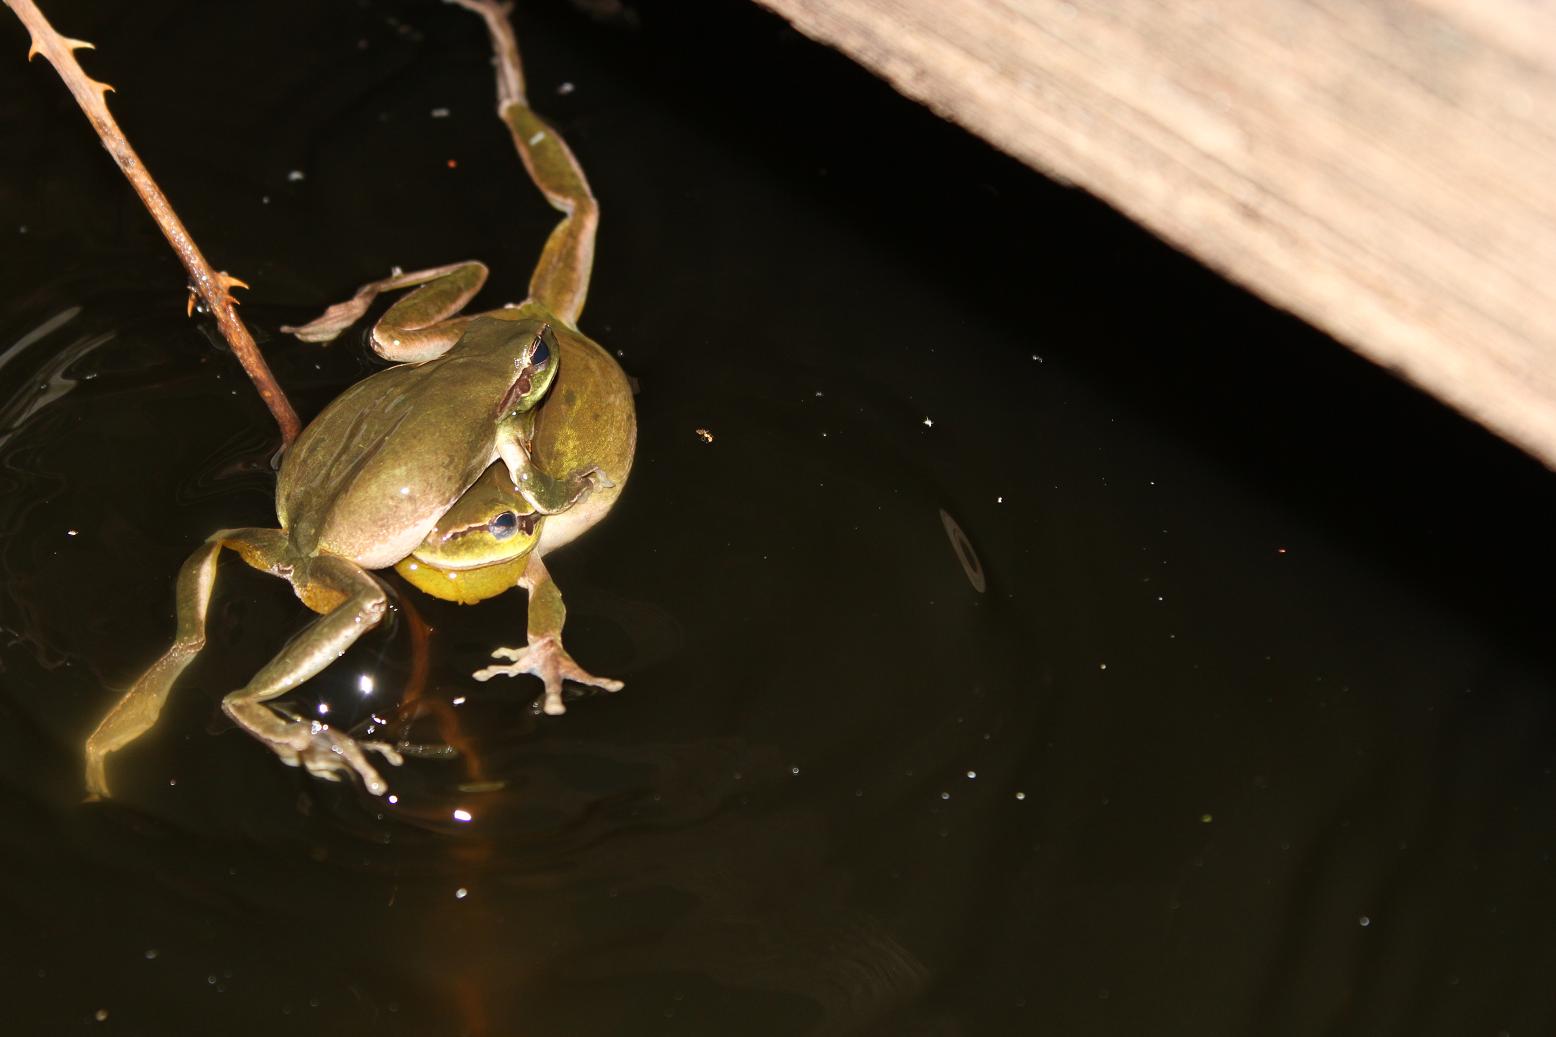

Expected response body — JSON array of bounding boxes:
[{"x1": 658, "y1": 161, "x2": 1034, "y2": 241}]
[{"x1": 1, "y1": 1, "x2": 1553, "y2": 1034}]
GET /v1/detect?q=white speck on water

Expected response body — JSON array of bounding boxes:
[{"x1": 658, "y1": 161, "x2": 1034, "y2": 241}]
[
  {"x1": 557, "y1": 81, "x2": 575, "y2": 95},
  {"x1": 358, "y1": 674, "x2": 374, "y2": 695},
  {"x1": 1015, "y1": 791, "x2": 1026, "y2": 801},
  {"x1": 261, "y1": 195, "x2": 270, "y2": 205},
  {"x1": 287, "y1": 170, "x2": 305, "y2": 182},
  {"x1": 1201, "y1": 813, "x2": 1213, "y2": 823},
  {"x1": 1100, "y1": 662, "x2": 1108, "y2": 670},
  {"x1": 316, "y1": 702, "x2": 330, "y2": 716},
  {"x1": 790, "y1": 766, "x2": 800, "y2": 776},
  {"x1": 387, "y1": 794, "x2": 398, "y2": 805},
  {"x1": 940, "y1": 791, "x2": 950, "y2": 800},
  {"x1": 66, "y1": 529, "x2": 78, "y2": 536},
  {"x1": 922, "y1": 416, "x2": 934, "y2": 428},
  {"x1": 1359, "y1": 915, "x2": 1371, "y2": 927},
  {"x1": 529, "y1": 130, "x2": 546, "y2": 146},
  {"x1": 452, "y1": 695, "x2": 466, "y2": 706},
  {"x1": 453, "y1": 809, "x2": 473, "y2": 822},
  {"x1": 430, "y1": 107, "x2": 451, "y2": 118},
  {"x1": 95, "y1": 1009, "x2": 108, "y2": 1022},
  {"x1": 144, "y1": 948, "x2": 158, "y2": 960},
  {"x1": 455, "y1": 887, "x2": 468, "y2": 900},
  {"x1": 18, "y1": 225, "x2": 27, "y2": 234},
  {"x1": 966, "y1": 770, "x2": 977, "y2": 780}
]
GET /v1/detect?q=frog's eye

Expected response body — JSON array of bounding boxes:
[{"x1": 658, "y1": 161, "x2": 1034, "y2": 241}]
[
  {"x1": 488, "y1": 511, "x2": 519, "y2": 540},
  {"x1": 530, "y1": 339, "x2": 551, "y2": 368}
]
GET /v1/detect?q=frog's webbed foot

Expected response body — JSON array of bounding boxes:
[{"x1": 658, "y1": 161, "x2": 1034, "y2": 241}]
[
  {"x1": 472, "y1": 636, "x2": 623, "y2": 715},
  {"x1": 280, "y1": 292, "x2": 374, "y2": 344},
  {"x1": 272, "y1": 719, "x2": 405, "y2": 795}
]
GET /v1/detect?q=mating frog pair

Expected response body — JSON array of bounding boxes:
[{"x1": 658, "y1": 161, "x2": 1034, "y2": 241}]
[{"x1": 84, "y1": 0, "x2": 635, "y2": 798}]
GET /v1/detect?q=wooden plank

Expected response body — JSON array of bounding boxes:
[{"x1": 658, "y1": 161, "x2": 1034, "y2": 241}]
[{"x1": 753, "y1": 0, "x2": 1556, "y2": 467}]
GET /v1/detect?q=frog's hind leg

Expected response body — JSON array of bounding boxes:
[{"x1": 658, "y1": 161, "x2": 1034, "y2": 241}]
[
  {"x1": 452, "y1": 0, "x2": 598, "y2": 328},
  {"x1": 220, "y1": 554, "x2": 403, "y2": 795},
  {"x1": 84, "y1": 528, "x2": 288, "y2": 799},
  {"x1": 282, "y1": 260, "x2": 489, "y2": 362}
]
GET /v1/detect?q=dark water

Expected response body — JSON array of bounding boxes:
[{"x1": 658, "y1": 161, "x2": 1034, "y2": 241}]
[{"x1": 3, "y1": 1, "x2": 1555, "y2": 1033}]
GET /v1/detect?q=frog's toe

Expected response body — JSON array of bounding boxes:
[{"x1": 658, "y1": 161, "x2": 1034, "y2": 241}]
[
  {"x1": 472, "y1": 638, "x2": 623, "y2": 715},
  {"x1": 362, "y1": 739, "x2": 406, "y2": 765},
  {"x1": 281, "y1": 296, "x2": 372, "y2": 344},
  {"x1": 292, "y1": 723, "x2": 403, "y2": 796}
]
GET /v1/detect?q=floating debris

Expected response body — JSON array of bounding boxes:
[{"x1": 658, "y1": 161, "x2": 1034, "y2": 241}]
[{"x1": 939, "y1": 509, "x2": 986, "y2": 593}]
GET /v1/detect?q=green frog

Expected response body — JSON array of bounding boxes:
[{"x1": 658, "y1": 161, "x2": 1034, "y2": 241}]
[{"x1": 84, "y1": 0, "x2": 635, "y2": 798}]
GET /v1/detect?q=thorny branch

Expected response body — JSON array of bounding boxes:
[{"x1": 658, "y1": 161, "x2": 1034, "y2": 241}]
[{"x1": 4, "y1": 0, "x2": 302, "y2": 446}]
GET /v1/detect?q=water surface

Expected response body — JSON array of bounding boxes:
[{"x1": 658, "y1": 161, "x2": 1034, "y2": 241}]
[{"x1": 2, "y1": 1, "x2": 1554, "y2": 1034}]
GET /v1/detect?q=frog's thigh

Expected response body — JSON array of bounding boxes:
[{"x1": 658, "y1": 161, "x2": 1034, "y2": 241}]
[
  {"x1": 220, "y1": 555, "x2": 387, "y2": 752},
  {"x1": 84, "y1": 528, "x2": 289, "y2": 799},
  {"x1": 283, "y1": 261, "x2": 488, "y2": 361}
]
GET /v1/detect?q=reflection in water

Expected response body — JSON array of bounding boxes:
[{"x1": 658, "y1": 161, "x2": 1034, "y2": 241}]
[
  {"x1": 0, "y1": 307, "x2": 110, "y2": 671},
  {"x1": 939, "y1": 509, "x2": 986, "y2": 594}
]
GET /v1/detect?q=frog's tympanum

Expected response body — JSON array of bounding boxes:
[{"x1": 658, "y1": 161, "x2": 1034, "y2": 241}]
[{"x1": 84, "y1": 0, "x2": 635, "y2": 798}]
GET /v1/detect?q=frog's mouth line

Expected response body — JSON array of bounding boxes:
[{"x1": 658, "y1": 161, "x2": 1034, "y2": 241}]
[
  {"x1": 408, "y1": 514, "x2": 542, "y2": 571},
  {"x1": 430, "y1": 510, "x2": 540, "y2": 546}
]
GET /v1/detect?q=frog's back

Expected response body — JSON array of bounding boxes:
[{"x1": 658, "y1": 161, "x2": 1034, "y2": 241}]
[{"x1": 277, "y1": 350, "x2": 518, "y2": 569}]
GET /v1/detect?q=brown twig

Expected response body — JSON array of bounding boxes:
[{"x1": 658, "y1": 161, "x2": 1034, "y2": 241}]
[{"x1": 5, "y1": 0, "x2": 302, "y2": 446}]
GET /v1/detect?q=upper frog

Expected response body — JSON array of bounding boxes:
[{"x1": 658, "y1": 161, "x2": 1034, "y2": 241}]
[{"x1": 277, "y1": 317, "x2": 562, "y2": 571}]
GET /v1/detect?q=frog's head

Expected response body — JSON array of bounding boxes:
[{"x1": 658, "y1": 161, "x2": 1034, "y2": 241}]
[
  {"x1": 394, "y1": 464, "x2": 543, "y2": 604},
  {"x1": 495, "y1": 321, "x2": 561, "y2": 420}
]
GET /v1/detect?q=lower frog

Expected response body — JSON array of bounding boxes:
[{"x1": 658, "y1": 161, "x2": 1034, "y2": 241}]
[{"x1": 84, "y1": 0, "x2": 636, "y2": 798}]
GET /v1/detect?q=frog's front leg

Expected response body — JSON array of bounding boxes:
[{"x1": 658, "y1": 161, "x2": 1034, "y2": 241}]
[
  {"x1": 472, "y1": 553, "x2": 622, "y2": 714},
  {"x1": 495, "y1": 427, "x2": 606, "y2": 515},
  {"x1": 85, "y1": 528, "x2": 286, "y2": 798},
  {"x1": 221, "y1": 554, "x2": 404, "y2": 795},
  {"x1": 282, "y1": 260, "x2": 488, "y2": 361}
]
